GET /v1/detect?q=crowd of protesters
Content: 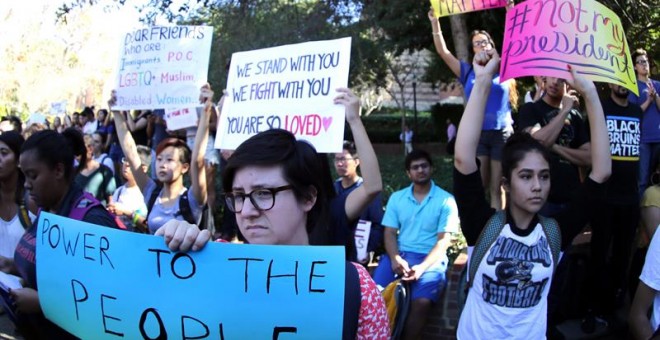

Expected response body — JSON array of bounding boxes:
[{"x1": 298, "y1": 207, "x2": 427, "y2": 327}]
[{"x1": 0, "y1": 9, "x2": 658, "y2": 340}]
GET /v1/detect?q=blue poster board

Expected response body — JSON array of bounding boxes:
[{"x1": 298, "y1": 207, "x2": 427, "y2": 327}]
[{"x1": 36, "y1": 212, "x2": 345, "y2": 339}]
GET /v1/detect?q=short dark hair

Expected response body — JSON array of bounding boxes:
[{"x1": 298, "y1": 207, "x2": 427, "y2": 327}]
[
  {"x1": 501, "y1": 132, "x2": 552, "y2": 181},
  {"x1": 223, "y1": 129, "x2": 334, "y2": 244},
  {"x1": 155, "y1": 138, "x2": 191, "y2": 165},
  {"x1": 81, "y1": 106, "x2": 95, "y2": 119},
  {"x1": 342, "y1": 140, "x2": 357, "y2": 157},
  {"x1": 405, "y1": 149, "x2": 433, "y2": 170}
]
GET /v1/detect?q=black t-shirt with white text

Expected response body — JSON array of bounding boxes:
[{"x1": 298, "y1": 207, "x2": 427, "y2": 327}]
[
  {"x1": 602, "y1": 96, "x2": 642, "y2": 205},
  {"x1": 517, "y1": 100, "x2": 590, "y2": 204}
]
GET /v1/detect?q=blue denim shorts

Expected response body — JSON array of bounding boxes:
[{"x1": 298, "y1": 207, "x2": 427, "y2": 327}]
[
  {"x1": 373, "y1": 251, "x2": 447, "y2": 302},
  {"x1": 476, "y1": 129, "x2": 510, "y2": 161}
]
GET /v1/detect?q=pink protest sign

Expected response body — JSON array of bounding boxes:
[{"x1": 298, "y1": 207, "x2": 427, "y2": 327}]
[
  {"x1": 500, "y1": 0, "x2": 637, "y2": 95},
  {"x1": 430, "y1": 0, "x2": 507, "y2": 18}
]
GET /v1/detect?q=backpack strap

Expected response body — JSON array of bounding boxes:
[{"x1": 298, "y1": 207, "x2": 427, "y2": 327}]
[
  {"x1": 468, "y1": 210, "x2": 507, "y2": 288},
  {"x1": 538, "y1": 215, "x2": 562, "y2": 269},
  {"x1": 468, "y1": 211, "x2": 563, "y2": 288},
  {"x1": 342, "y1": 262, "x2": 361, "y2": 340},
  {"x1": 177, "y1": 189, "x2": 197, "y2": 225},
  {"x1": 145, "y1": 184, "x2": 163, "y2": 222},
  {"x1": 146, "y1": 185, "x2": 200, "y2": 228},
  {"x1": 69, "y1": 192, "x2": 103, "y2": 220},
  {"x1": 98, "y1": 164, "x2": 114, "y2": 201}
]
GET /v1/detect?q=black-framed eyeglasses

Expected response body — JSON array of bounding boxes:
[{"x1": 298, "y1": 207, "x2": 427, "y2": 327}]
[
  {"x1": 636, "y1": 59, "x2": 649, "y2": 65},
  {"x1": 472, "y1": 40, "x2": 491, "y2": 47},
  {"x1": 224, "y1": 185, "x2": 294, "y2": 213}
]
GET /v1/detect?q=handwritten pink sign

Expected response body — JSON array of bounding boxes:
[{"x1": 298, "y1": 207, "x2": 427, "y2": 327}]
[
  {"x1": 500, "y1": 0, "x2": 637, "y2": 95},
  {"x1": 430, "y1": 0, "x2": 507, "y2": 18}
]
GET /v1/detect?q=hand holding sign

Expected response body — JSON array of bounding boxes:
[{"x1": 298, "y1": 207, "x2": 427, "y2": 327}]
[
  {"x1": 154, "y1": 219, "x2": 211, "y2": 252},
  {"x1": 334, "y1": 88, "x2": 360, "y2": 123},
  {"x1": 37, "y1": 213, "x2": 346, "y2": 339},
  {"x1": 565, "y1": 65, "x2": 597, "y2": 98},
  {"x1": 198, "y1": 83, "x2": 213, "y2": 105},
  {"x1": 108, "y1": 90, "x2": 117, "y2": 110}
]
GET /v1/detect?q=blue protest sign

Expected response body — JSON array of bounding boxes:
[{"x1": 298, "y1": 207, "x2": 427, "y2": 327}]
[{"x1": 36, "y1": 212, "x2": 345, "y2": 339}]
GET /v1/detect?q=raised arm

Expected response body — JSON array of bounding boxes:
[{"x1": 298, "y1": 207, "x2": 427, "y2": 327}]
[
  {"x1": 428, "y1": 10, "x2": 461, "y2": 77},
  {"x1": 126, "y1": 111, "x2": 148, "y2": 133},
  {"x1": 109, "y1": 92, "x2": 151, "y2": 192},
  {"x1": 454, "y1": 50, "x2": 499, "y2": 174},
  {"x1": 565, "y1": 66, "x2": 611, "y2": 183},
  {"x1": 334, "y1": 88, "x2": 382, "y2": 221},
  {"x1": 190, "y1": 85, "x2": 220, "y2": 206}
]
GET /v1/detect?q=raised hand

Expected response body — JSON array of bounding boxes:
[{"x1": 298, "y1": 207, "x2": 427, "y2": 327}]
[
  {"x1": 107, "y1": 90, "x2": 117, "y2": 109},
  {"x1": 334, "y1": 88, "x2": 360, "y2": 123},
  {"x1": 427, "y1": 9, "x2": 437, "y2": 23},
  {"x1": 473, "y1": 49, "x2": 500, "y2": 78},
  {"x1": 564, "y1": 65, "x2": 596, "y2": 97},
  {"x1": 560, "y1": 89, "x2": 580, "y2": 112},
  {"x1": 199, "y1": 83, "x2": 213, "y2": 105}
]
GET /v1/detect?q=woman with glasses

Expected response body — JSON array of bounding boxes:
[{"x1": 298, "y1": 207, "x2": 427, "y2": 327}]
[
  {"x1": 629, "y1": 48, "x2": 660, "y2": 196},
  {"x1": 428, "y1": 11, "x2": 518, "y2": 211},
  {"x1": 110, "y1": 85, "x2": 214, "y2": 234},
  {"x1": 160, "y1": 88, "x2": 389, "y2": 339}
]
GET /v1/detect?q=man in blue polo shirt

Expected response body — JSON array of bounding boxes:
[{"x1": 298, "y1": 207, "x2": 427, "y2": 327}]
[{"x1": 373, "y1": 149, "x2": 459, "y2": 339}]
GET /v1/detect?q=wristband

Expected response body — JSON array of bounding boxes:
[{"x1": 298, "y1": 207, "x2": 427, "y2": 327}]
[
  {"x1": 132, "y1": 212, "x2": 141, "y2": 225},
  {"x1": 432, "y1": 32, "x2": 441, "y2": 36}
]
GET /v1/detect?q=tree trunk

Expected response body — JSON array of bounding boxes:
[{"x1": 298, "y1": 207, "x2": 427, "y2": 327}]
[{"x1": 449, "y1": 14, "x2": 469, "y2": 62}]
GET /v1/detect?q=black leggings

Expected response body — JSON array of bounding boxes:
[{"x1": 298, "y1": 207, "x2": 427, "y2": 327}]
[{"x1": 585, "y1": 203, "x2": 639, "y2": 314}]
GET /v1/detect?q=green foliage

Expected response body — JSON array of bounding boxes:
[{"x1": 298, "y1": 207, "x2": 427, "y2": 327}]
[
  {"x1": 182, "y1": 0, "x2": 387, "y2": 95},
  {"x1": 376, "y1": 153, "x2": 454, "y2": 201},
  {"x1": 342, "y1": 111, "x2": 442, "y2": 143},
  {"x1": 430, "y1": 103, "x2": 463, "y2": 142},
  {"x1": 599, "y1": 0, "x2": 660, "y2": 67}
]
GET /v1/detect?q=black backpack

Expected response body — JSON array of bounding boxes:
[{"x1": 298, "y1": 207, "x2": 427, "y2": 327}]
[{"x1": 145, "y1": 184, "x2": 214, "y2": 233}]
